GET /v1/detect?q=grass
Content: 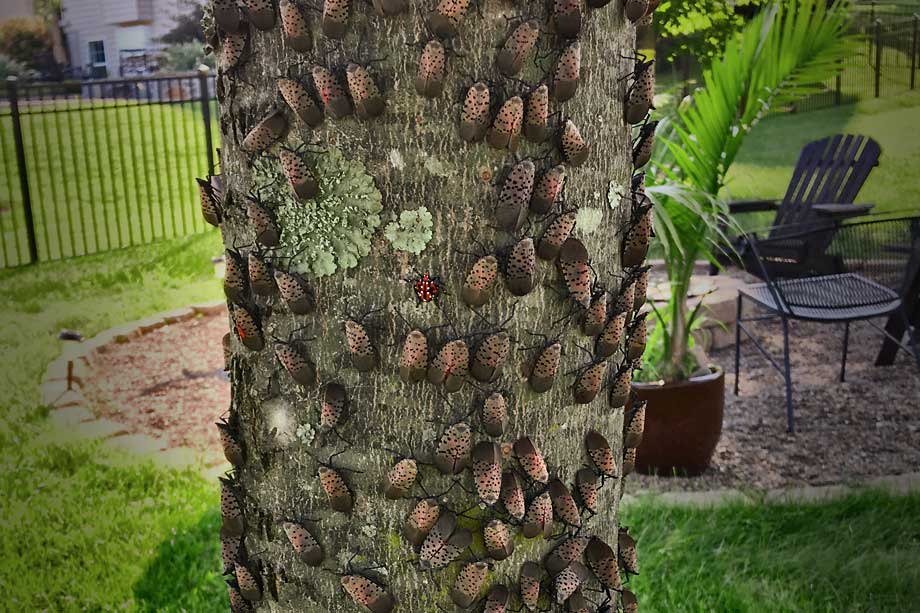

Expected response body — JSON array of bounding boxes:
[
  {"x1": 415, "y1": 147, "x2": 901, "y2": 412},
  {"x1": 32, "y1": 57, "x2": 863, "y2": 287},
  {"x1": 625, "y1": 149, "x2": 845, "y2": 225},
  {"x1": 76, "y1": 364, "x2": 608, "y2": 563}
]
[{"x1": 0, "y1": 99, "x2": 217, "y2": 267}]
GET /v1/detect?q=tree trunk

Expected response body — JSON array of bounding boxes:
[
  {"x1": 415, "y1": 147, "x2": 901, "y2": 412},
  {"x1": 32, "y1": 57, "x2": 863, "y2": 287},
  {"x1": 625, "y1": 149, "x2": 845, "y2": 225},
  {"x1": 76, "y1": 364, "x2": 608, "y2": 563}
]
[{"x1": 207, "y1": 1, "x2": 644, "y2": 611}]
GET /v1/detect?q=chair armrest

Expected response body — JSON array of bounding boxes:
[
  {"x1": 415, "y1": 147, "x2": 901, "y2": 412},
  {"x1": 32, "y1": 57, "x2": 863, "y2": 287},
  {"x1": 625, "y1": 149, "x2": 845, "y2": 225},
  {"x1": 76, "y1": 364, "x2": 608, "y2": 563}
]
[
  {"x1": 727, "y1": 199, "x2": 781, "y2": 214},
  {"x1": 812, "y1": 203, "x2": 874, "y2": 219}
]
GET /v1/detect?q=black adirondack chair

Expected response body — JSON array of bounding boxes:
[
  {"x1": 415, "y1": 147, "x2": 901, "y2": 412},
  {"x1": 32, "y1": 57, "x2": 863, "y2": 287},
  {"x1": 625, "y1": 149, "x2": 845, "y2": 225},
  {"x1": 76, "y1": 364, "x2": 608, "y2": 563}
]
[{"x1": 715, "y1": 134, "x2": 881, "y2": 277}]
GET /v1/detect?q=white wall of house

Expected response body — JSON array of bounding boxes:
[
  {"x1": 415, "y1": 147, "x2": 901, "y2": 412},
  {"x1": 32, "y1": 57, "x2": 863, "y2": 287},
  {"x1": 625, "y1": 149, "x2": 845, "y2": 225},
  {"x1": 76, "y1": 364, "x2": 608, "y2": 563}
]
[{"x1": 0, "y1": 0, "x2": 34, "y2": 22}]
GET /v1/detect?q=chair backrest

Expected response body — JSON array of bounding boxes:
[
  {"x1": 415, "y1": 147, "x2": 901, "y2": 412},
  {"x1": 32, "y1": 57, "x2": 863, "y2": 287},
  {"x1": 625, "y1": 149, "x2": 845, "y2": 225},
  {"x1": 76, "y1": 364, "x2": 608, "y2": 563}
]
[{"x1": 769, "y1": 134, "x2": 881, "y2": 236}]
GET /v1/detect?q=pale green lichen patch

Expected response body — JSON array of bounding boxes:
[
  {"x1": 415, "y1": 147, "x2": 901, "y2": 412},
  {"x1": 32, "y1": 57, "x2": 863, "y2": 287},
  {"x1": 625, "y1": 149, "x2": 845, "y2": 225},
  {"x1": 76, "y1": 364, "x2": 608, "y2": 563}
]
[
  {"x1": 384, "y1": 207, "x2": 434, "y2": 255},
  {"x1": 260, "y1": 146, "x2": 383, "y2": 277},
  {"x1": 607, "y1": 180, "x2": 627, "y2": 209},
  {"x1": 575, "y1": 207, "x2": 603, "y2": 234}
]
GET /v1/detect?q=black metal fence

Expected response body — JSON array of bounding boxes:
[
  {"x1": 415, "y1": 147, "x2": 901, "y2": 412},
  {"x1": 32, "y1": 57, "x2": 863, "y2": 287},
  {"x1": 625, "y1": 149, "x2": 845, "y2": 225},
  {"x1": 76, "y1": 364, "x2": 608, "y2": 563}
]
[{"x1": 0, "y1": 69, "x2": 217, "y2": 268}]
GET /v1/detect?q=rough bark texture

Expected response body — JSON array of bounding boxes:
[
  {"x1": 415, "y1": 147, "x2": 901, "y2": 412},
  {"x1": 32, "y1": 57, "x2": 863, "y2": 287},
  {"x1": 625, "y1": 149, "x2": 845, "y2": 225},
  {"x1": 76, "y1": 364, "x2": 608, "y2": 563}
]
[{"x1": 209, "y1": 1, "x2": 642, "y2": 611}]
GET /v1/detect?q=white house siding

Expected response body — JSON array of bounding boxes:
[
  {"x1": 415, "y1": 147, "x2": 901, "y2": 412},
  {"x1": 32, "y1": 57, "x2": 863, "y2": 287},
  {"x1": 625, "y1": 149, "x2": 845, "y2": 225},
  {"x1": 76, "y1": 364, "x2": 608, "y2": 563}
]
[{"x1": 0, "y1": 0, "x2": 34, "y2": 22}]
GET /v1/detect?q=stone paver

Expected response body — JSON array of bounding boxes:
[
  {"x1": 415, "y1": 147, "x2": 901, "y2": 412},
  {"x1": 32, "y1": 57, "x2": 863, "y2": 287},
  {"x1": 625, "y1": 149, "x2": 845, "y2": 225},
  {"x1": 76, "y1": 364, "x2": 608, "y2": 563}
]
[
  {"x1": 49, "y1": 406, "x2": 95, "y2": 428},
  {"x1": 157, "y1": 447, "x2": 203, "y2": 471},
  {"x1": 161, "y1": 307, "x2": 195, "y2": 324},
  {"x1": 192, "y1": 300, "x2": 227, "y2": 316},
  {"x1": 104, "y1": 433, "x2": 168, "y2": 455}
]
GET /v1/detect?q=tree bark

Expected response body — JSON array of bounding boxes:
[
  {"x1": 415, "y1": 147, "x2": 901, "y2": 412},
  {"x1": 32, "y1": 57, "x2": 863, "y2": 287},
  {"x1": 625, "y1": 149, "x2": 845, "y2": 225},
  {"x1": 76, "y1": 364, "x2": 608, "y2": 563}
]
[{"x1": 208, "y1": 1, "x2": 642, "y2": 611}]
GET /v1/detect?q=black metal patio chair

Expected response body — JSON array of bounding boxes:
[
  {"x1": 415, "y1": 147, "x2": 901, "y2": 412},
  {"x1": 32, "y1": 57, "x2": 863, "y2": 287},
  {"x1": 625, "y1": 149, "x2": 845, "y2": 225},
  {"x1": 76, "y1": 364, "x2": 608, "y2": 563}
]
[{"x1": 734, "y1": 214, "x2": 920, "y2": 432}]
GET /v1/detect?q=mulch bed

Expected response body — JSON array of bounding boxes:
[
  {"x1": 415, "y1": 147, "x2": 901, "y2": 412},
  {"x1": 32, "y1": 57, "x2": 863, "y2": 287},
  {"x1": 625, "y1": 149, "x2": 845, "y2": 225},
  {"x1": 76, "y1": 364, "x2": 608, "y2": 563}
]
[{"x1": 82, "y1": 304, "x2": 920, "y2": 491}]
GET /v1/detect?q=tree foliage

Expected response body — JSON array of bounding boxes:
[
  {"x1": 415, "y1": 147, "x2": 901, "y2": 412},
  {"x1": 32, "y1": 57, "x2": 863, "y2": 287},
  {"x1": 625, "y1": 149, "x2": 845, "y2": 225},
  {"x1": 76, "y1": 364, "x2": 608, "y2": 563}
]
[
  {"x1": 159, "y1": 0, "x2": 205, "y2": 44},
  {"x1": 0, "y1": 17, "x2": 52, "y2": 69},
  {"x1": 655, "y1": 0, "x2": 764, "y2": 62}
]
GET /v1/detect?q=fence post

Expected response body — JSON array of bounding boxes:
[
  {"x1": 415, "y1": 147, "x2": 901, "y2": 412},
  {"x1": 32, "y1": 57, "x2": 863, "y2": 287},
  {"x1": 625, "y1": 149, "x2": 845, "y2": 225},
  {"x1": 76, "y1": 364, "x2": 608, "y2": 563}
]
[
  {"x1": 874, "y1": 19, "x2": 882, "y2": 98},
  {"x1": 911, "y1": 14, "x2": 918, "y2": 90},
  {"x1": 6, "y1": 77, "x2": 38, "y2": 264},
  {"x1": 198, "y1": 65, "x2": 215, "y2": 176}
]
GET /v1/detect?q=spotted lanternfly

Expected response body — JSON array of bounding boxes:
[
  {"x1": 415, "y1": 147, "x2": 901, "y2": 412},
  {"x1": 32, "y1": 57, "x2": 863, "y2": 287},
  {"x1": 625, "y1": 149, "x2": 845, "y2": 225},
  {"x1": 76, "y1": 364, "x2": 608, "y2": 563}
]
[
  {"x1": 462, "y1": 255, "x2": 498, "y2": 307},
  {"x1": 554, "y1": 561, "x2": 590, "y2": 604},
  {"x1": 545, "y1": 534, "x2": 590, "y2": 576},
  {"x1": 624, "y1": 0, "x2": 649, "y2": 22},
  {"x1": 519, "y1": 562, "x2": 542, "y2": 610},
  {"x1": 321, "y1": 0, "x2": 350, "y2": 39},
  {"x1": 459, "y1": 82, "x2": 491, "y2": 142},
  {"x1": 428, "y1": 339, "x2": 468, "y2": 393},
  {"x1": 559, "y1": 119, "x2": 589, "y2": 166},
  {"x1": 242, "y1": 0, "x2": 275, "y2": 30},
  {"x1": 530, "y1": 165, "x2": 566, "y2": 215},
  {"x1": 559, "y1": 238, "x2": 592, "y2": 307},
  {"x1": 549, "y1": 478, "x2": 581, "y2": 527},
  {"x1": 529, "y1": 341, "x2": 561, "y2": 393},
  {"x1": 505, "y1": 237, "x2": 536, "y2": 297},
  {"x1": 625, "y1": 58, "x2": 655, "y2": 124},
  {"x1": 413, "y1": 271, "x2": 442, "y2": 303},
  {"x1": 419, "y1": 512, "x2": 472, "y2": 570},
  {"x1": 219, "y1": 28, "x2": 248, "y2": 72},
  {"x1": 312, "y1": 65, "x2": 352, "y2": 119},
  {"x1": 231, "y1": 303, "x2": 264, "y2": 351},
  {"x1": 552, "y1": 0, "x2": 583, "y2": 38},
  {"x1": 621, "y1": 589, "x2": 639, "y2": 613},
  {"x1": 451, "y1": 561, "x2": 489, "y2": 609},
  {"x1": 429, "y1": 0, "x2": 470, "y2": 38},
  {"x1": 500, "y1": 470, "x2": 525, "y2": 520},
  {"x1": 627, "y1": 311, "x2": 648, "y2": 361},
  {"x1": 537, "y1": 212, "x2": 577, "y2": 261},
  {"x1": 434, "y1": 421, "x2": 471, "y2": 474},
  {"x1": 624, "y1": 399, "x2": 646, "y2": 449},
  {"x1": 227, "y1": 583, "x2": 250, "y2": 613},
  {"x1": 320, "y1": 382, "x2": 348, "y2": 430},
  {"x1": 222, "y1": 332, "x2": 232, "y2": 370},
  {"x1": 371, "y1": 0, "x2": 407, "y2": 15},
  {"x1": 242, "y1": 110, "x2": 287, "y2": 154},
  {"x1": 575, "y1": 467, "x2": 598, "y2": 512},
  {"x1": 496, "y1": 19, "x2": 540, "y2": 77},
  {"x1": 415, "y1": 40, "x2": 447, "y2": 98},
  {"x1": 197, "y1": 176, "x2": 222, "y2": 227},
  {"x1": 274, "y1": 341, "x2": 317, "y2": 387},
  {"x1": 583, "y1": 292, "x2": 607, "y2": 336},
  {"x1": 480, "y1": 392, "x2": 506, "y2": 437},
  {"x1": 246, "y1": 198, "x2": 280, "y2": 247},
  {"x1": 513, "y1": 437, "x2": 549, "y2": 484},
  {"x1": 496, "y1": 159, "x2": 535, "y2": 232},
  {"x1": 524, "y1": 84, "x2": 550, "y2": 143},
  {"x1": 345, "y1": 319, "x2": 378, "y2": 372},
  {"x1": 521, "y1": 492, "x2": 553, "y2": 538},
  {"x1": 405, "y1": 499, "x2": 440, "y2": 546},
  {"x1": 574, "y1": 360, "x2": 607, "y2": 404},
  {"x1": 633, "y1": 120, "x2": 658, "y2": 168},
  {"x1": 277, "y1": 78, "x2": 324, "y2": 127},
  {"x1": 471, "y1": 441, "x2": 503, "y2": 506},
  {"x1": 220, "y1": 477, "x2": 244, "y2": 537},
  {"x1": 399, "y1": 329, "x2": 429, "y2": 382},
  {"x1": 471, "y1": 332, "x2": 511, "y2": 383},
  {"x1": 615, "y1": 277, "x2": 637, "y2": 317},
  {"x1": 346, "y1": 63, "x2": 386, "y2": 119},
  {"x1": 637, "y1": 10, "x2": 653, "y2": 26},
  {"x1": 282, "y1": 521, "x2": 323, "y2": 566},
  {"x1": 341, "y1": 574, "x2": 395, "y2": 613},
  {"x1": 553, "y1": 41, "x2": 581, "y2": 102},
  {"x1": 619, "y1": 527, "x2": 640, "y2": 576},
  {"x1": 585, "y1": 430, "x2": 616, "y2": 477},
  {"x1": 632, "y1": 266, "x2": 650, "y2": 311},
  {"x1": 487, "y1": 96, "x2": 524, "y2": 151},
  {"x1": 279, "y1": 149, "x2": 319, "y2": 201},
  {"x1": 568, "y1": 590, "x2": 591, "y2": 613},
  {"x1": 608, "y1": 363, "x2": 632, "y2": 408},
  {"x1": 483, "y1": 519, "x2": 514, "y2": 561},
  {"x1": 622, "y1": 446, "x2": 636, "y2": 476},
  {"x1": 235, "y1": 561, "x2": 262, "y2": 602},
  {"x1": 279, "y1": 0, "x2": 311, "y2": 52},
  {"x1": 596, "y1": 312, "x2": 626, "y2": 358},
  {"x1": 217, "y1": 420, "x2": 244, "y2": 466},
  {"x1": 483, "y1": 584, "x2": 510, "y2": 613},
  {"x1": 622, "y1": 207, "x2": 652, "y2": 267},
  {"x1": 587, "y1": 0, "x2": 613, "y2": 6},
  {"x1": 246, "y1": 252, "x2": 274, "y2": 296},
  {"x1": 223, "y1": 249, "x2": 248, "y2": 302},
  {"x1": 221, "y1": 533, "x2": 241, "y2": 573},
  {"x1": 319, "y1": 465, "x2": 353, "y2": 513},
  {"x1": 383, "y1": 458, "x2": 418, "y2": 499},
  {"x1": 213, "y1": 0, "x2": 241, "y2": 33},
  {"x1": 274, "y1": 268, "x2": 315, "y2": 315},
  {"x1": 585, "y1": 536, "x2": 622, "y2": 591}
]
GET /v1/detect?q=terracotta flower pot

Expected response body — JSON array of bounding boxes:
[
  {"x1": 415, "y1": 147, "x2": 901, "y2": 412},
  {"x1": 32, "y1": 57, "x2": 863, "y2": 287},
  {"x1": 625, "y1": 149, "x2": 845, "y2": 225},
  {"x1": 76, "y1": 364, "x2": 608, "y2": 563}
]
[{"x1": 631, "y1": 366, "x2": 724, "y2": 476}]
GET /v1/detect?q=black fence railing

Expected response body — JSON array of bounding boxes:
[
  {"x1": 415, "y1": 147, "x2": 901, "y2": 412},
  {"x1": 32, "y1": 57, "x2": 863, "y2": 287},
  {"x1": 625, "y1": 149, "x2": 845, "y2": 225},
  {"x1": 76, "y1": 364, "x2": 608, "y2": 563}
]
[{"x1": 0, "y1": 69, "x2": 218, "y2": 268}]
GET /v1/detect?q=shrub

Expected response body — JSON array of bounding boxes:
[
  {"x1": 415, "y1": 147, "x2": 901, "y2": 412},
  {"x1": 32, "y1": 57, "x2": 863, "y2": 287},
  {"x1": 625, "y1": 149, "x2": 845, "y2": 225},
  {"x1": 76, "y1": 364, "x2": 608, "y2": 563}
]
[
  {"x1": 0, "y1": 17, "x2": 52, "y2": 69},
  {"x1": 0, "y1": 53, "x2": 29, "y2": 79},
  {"x1": 159, "y1": 41, "x2": 214, "y2": 72}
]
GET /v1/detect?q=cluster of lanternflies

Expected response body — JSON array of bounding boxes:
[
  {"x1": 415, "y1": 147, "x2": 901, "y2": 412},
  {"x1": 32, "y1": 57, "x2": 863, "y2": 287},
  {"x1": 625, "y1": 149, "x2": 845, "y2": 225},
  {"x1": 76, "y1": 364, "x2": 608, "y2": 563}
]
[{"x1": 199, "y1": 0, "x2": 660, "y2": 611}]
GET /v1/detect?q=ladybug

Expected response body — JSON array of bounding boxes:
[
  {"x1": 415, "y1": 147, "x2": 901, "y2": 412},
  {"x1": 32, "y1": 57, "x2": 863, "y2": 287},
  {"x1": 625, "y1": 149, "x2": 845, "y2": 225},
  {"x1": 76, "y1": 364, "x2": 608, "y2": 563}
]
[{"x1": 413, "y1": 272, "x2": 443, "y2": 303}]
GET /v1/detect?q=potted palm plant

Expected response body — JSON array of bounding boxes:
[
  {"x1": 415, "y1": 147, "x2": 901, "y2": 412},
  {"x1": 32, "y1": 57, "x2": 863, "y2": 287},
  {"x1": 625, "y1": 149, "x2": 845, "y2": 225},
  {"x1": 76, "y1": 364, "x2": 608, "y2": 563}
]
[{"x1": 632, "y1": 0, "x2": 854, "y2": 475}]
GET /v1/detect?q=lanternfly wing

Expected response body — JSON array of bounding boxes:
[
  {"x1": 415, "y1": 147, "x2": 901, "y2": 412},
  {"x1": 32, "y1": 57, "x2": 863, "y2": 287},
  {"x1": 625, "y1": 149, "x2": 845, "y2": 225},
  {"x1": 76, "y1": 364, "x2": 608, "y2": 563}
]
[
  {"x1": 573, "y1": 360, "x2": 607, "y2": 404},
  {"x1": 347, "y1": 63, "x2": 386, "y2": 119},
  {"x1": 545, "y1": 534, "x2": 590, "y2": 575},
  {"x1": 242, "y1": 110, "x2": 287, "y2": 154},
  {"x1": 596, "y1": 311, "x2": 626, "y2": 358},
  {"x1": 274, "y1": 268, "x2": 315, "y2": 315},
  {"x1": 383, "y1": 458, "x2": 418, "y2": 499},
  {"x1": 471, "y1": 441, "x2": 503, "y2": 506},
  {"x1": 585, "y1": 536, "x2": 622, "y2": 591},
  {"x1": 618, "y1": 527, "x2": 640, "y2": 576},
  {"x1": 483, "y1": 519, "x2": 514, "y2": 561},
  {"x1": 279, "y1": 148, "x2": 319, "y2": 201},
  {"x1": 585, "y1": 429, "x2": 617, "y2": 477},
  {"x1": 321, "y1": 0, "x2": 350, "y2": 39},
  {"x1": 274, "y1": 341, "x2": 318, "y2": 387},
  {"x1": 548, "y1": 478, "x2": 581, "y2": 527},
  {"x1": 559, "y1": 119, "x2": 589, "y2": 167},
  {"x1": 312, "y1": 65, "x2": 352, "y2": 119},
  {"x1": 553, "y1": 41, "x2": 581, "y2": 102},
  {"x1": 246, "y1": 198, "x2": 280, "y2": 247},
  {"x1": 553, "y1": 561, "x2": 590, "y2": 604},
  {"x1": 487, "y1": 96, "x2": 524, "y2": 151},
  {"x1": 247, "y1": 252, "x2": 274, "y2": 296},
  {"x1": 530, "y1": 165, "x2": 566, "y2": 215},
  {"x1": 558, "y1": 238, "x2": 592, "y2": 307},
  {"x1": 496, "y1": 19, "x2": 540, "y2": 77},
  {"x1": 496, "y1": 159, "x2": 535, "y2": 232},
  {"x1": 583, "y1": 292, "x2": 607, "y2": 336},
  {"x1": 341, "y1": 575, "x2": 395, "y2": 613},
  {"x1": 537, "y1": 211, "x2": 577, "y2": 260},
  {"x1": 405, "y1": 499, "x2": 440, "y2": 546},
  {"x1": 524, "y1": 84, "x2": 550, "y2": 143},
  {"x1": 345, "y1": 319, "x2": 377, "y2": 372},
  {"x1": 399, "y1": 329, "x2": 429, "y2": 382},
  {"x1": 279, "y1": 0, "x2": 311, "y2": 52},
  {"x1": 470, "y1": 332, "x2": 511, "y2": 383},
  {"x1": 513, "y1": 436, "x2": 549, "y2": 484},
  {"x1": 450, "y1": 561, "x2": 489, "y2": 609},
  {"x1": 462, "y1": 255, "x2": 498, "y2": 307},
  {"x1": 552, "y1": 0, "x2": 583, "y2": 38},
  {"x1": 529, "y1": 342, "x2": 561, "y2": 393},
  {"x1": 282, "y1": 521, "x2": 323, "y2": 566},
  {"x1": 519, "y1": 561, "x2": 542, "y2": 610},
  {"x1": 480, "y1": 392, "x2": 507, "y2": 437},
  {"x1": 428, "y1": 0, "x2": 471, "y2": 38},
  {"x1": 483, "y1": 584, "x2": 510, "y2": 613},
  {"x1": 459, "y1": 82, "x2": 491, "y2": 142},
  {"x1": 428, "y1": 339, "x2": 468, "y2": 392},
  {"x1": 231, "y1": 304, "x2": 264, "y2": 352},
  {"x1": 320, "y1": 382, "x2": 348, "y2": 430},
  {"x1": 623, "y1": 399, "x2": 646, "y2": 449},
  {"x1": 522, "y1": 491, "x2": 553, "y2": 539},
  {"x1": 575, "y1": 467, "x2": 598, "y2": 512},
  {"x1": 415, "y1": 40, "x2": 447, "y2": 98},
  {"x1": 500, "y1": 470, "x2": 526, "y2": 520},
  {"x1": 434, "y1": 421, "x2": 471, "y2": 475},
  {"x1": 277, "y1": 78, "x2": 323, "y2": 127},
  {"x1": 318, "y1": 465, "x2": 353, "y2": 513},
  {"x1": 505, "y1": 237, "x2": 536, "y2": 296}
]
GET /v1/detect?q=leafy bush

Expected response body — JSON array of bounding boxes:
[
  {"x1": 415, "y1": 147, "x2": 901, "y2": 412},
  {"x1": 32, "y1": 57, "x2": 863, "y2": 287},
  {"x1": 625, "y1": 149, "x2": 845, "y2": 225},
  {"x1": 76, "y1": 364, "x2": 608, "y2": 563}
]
[
  {"x1": 0, "y1": 53, "x2": 29, "y2": 79},
  {"x1": 0, "y1": 17, "x2": 52, "y2": 68},
  {"x1": 159, "y1": 41, "x2": 214, "y2": 72},
  {"x1": 655, "y1": 0, "x2": 765, "y2": 63}
]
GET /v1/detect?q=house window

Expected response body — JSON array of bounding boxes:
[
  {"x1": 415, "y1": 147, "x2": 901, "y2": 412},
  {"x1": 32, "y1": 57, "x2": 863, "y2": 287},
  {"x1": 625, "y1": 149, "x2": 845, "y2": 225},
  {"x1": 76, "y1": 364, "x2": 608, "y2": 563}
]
[{"x1": 88, "y1": 41, "x2": 106, "y2": 66}]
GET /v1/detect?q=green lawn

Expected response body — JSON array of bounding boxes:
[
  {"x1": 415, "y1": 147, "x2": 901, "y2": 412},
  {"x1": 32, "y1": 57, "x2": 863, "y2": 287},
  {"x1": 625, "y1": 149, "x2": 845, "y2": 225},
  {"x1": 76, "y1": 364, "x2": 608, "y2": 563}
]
[
  {"x1": 0, "y1": 100, "x2": 217, "y2": 267},
  {"x1": 1, "y1": 231, "x2": 919, "y2": 610}
]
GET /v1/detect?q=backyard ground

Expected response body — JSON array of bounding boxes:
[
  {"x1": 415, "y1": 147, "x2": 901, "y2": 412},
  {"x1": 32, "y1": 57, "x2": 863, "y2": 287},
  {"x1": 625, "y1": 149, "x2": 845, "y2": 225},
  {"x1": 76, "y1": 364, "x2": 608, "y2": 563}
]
[{"x1": 2, "y1": 94, "x2": 920, "y2": 611}]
